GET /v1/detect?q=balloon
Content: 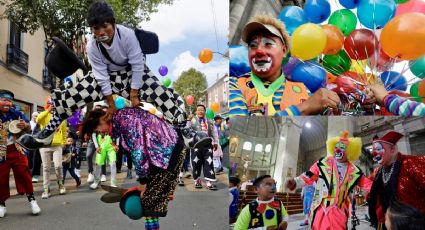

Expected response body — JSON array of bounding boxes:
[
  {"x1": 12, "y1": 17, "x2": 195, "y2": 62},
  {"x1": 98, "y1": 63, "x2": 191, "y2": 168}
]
[
  {"x1": 339, "y1": 0, "x2": 360, "y2": 9},
  {"x1": 162, "y1": 77, "x2": 172, "y2": 88},
  {"x1": 328, "y1": 9, "x2": 357, "y2": 36},
  {"x1": 291, "y1": 23, "x2": 327, "y2": 60},
  {"x1": 282, "y1": 53, "x2": 291, "y2": 66},
  {"x1": 326, "y1": 72, "x2": 338, "y2": 84},
  {"x1": 303, "y1": 0, "x2": 331, "y2": 23},
  {"x1": 331, "y1": 76, "x2": 359, "y2": 94},
  {"x1": 396, "y1": 0, "x2": 425, "y2": 16},
  {"x1": 158, "y1": 66, "x2": 168, "y2": 76},
  {"x1": 185, "y1": 95, "x2": 194, "y2": 105},
  {"x1": 68, "y1": 111, "x2": 80, "y2": 126},
  {"x1": 64, "y1": 76, "x2": 72, "y2": 83},
  {"x1": 210, "y1": 102, "x2": 220, "y2": 113},
  {"x1": 342, "y1": 71, "x2": 376, "y2": 85},
  {"x1": 410, "y1": 81, "x2": 423, "y2": 102},
  {"x1": 322, "y1": 24, "x2": 344, "y2": 55},
  {"x1": 396, "y1": 0, "x2": 410, "y2": 3},
  {"x1": 381, "y1": 13, "x2": 425, "y2": 61},
  {"x1": 344, "y1": 29, "x2": 378, "y2": 60},
  {"x1": 289, "y1": 61, "x2": 326, "y2": 93},
  {"x1": 278, "y1": 6, "x2": 308, "y2": 35},
  {"x1": 322, "y1": 50, "x2": 352, "y2": 76},
  {"x1": 369, "y1": 48, "x2": 394, "y2": 72},
  {"x1": 349, "y1": 60, "x2": 367, "y2": 74},
  {"x1": 115, "y1": 96, "x2": 126, "y2": 110},
  {"x1": 148, "y1": 108, "x2": 157, "y2": 114},
  {"x1": 229, "y1": 45, "x2": 250, "y2": 77},
  {"x1": 199, "y1": 48, "x2": 213, "y2": 63},
  {"x1": 205, "y1": 108, "x2": 215, "y2": 119},
  {"x1": 357, "y1": 0, "x2": 396, "y2": 29},
  {"x1": 380, "y1": 71, "x2": 407, "y2": 91},
  {"x1": 282, "y1": 57, "x2": 301, "y2": 77},
  {"x1": 410, "y1": 56, "x2": 425, "y2": 79}
]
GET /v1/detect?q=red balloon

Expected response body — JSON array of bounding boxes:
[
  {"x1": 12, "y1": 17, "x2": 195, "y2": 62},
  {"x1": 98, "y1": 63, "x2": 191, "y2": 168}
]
[
  {"x1": 185, "y1": 95, "x2": 194, "y2": 105},
  {"x1": 344, "y1": 29, "x2": 378, "y2": 60},
  {"x1": 368, "y1": 48, "x2": 394, "y2": 72},
  {"x1": 331, "y1": 76, "x2": 358, "y2": 94}
]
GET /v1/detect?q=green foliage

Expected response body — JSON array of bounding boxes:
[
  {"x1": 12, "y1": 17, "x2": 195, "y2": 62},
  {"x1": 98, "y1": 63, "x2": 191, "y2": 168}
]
[{"x1": 173, "y1": 68, "x2": 208, "y2": 108}]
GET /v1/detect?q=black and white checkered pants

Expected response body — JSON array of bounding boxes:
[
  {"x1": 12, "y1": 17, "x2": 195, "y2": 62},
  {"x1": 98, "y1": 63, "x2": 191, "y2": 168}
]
[
  {"x1": 51, "y1": 65, "x2": 186, "y2": 123},
  {"x1": 190, "y1": 146, "x2": 216, "y2": 181}
]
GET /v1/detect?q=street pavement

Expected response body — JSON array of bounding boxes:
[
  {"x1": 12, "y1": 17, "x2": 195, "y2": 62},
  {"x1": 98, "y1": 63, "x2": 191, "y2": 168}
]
[{"x1": 1, "y1": 162, "x2": 229, "y2": 230}]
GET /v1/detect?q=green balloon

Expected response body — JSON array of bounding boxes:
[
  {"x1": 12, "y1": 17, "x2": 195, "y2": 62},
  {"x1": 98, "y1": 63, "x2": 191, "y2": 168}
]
[
  {"x1": 206, "y1": 108, "x2": 215, "y2": 119},
  {"x1": 322, "y1": 50, "x2": 352, "y2": 76},
  {"x1": 163, "y1": 77, "x2": 172, "y2": 87},
  {"x1": 328, "y1": 9, "x2": 357, "y2": 36},
  {"x1": 410, "y1": 81, "x2": 422, "y2": 102},
  {"x1": 282, "y1": 52, "x2": 291, "y2": 66},
  {"x1": 410, "y1": 56, "x2": 425, "y2": 79},
  {"x1": 396, "y1": 0, "x2": 409, "y2": 3}
]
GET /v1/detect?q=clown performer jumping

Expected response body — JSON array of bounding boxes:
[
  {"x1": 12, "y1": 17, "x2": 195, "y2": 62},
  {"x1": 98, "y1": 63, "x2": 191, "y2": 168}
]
[
  {"x1": 17, "y1": 1, "x2": 188, "y2": 150},
  {"x1": 286, "y1": 131, "x2": 372, "y2": 230},
  {"x1": 368, "y1": 131, "x2": 425, "y2": 230},
  {"x1": 0, "y1": 90, "x2": 41, "y2": 218}
]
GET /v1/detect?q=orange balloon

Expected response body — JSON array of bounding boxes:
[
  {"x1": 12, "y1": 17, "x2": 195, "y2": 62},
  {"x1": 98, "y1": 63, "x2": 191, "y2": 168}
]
[
  {"x1": 44, "y1": 96, "x2": 52, "y2": 110},
  {"x1": 419, "y1": 79, "x2": 425, "y2": 103},
  {"x1": 342, "y1": 71, "x2": 376, "y2": 85},
  {"x1": 210, "y1": 102, "x2": 220, "y2": 113},
  {"x1": 322, "y1": 25, "x2": 344, "y2": 55},
  {"x1": 199, "y1": 48, "x2": 213, "y2": 63},
  {"x1": 381, "y1": 13, "x2": 425, "y2": 61},
  {"x1": 326, "y1": 72, "x2": 337, "y2": 84}
]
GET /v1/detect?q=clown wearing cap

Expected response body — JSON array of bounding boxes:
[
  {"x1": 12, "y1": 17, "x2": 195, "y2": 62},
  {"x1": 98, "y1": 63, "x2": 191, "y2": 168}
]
[
  {"x1": 286, "y1": 131, "x2": 372, "y2": 230},
  {"x1": 368, "y1": 131, "x2": 425, "y2": 230},
  {"x1": 0, "y1": 89, "x2": 41, "y2": 218},
  {"x1": 229, "y1": 14, "x2": 340, "y2": 116}
]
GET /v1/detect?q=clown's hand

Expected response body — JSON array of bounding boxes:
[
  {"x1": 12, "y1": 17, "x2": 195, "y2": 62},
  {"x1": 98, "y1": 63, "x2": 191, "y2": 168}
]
[
  {"x1": 168, "y1": 193, "x2": 175, "y2": 201},
  {"x1": 285, "y1": 178, "x2": 296, "y2": 191},
  {"x1": 138, "y1": 184, "x2": 146, "y2": 198}
]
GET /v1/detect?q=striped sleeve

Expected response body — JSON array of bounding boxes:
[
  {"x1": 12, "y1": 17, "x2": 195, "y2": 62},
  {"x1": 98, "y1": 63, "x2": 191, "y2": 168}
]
[
  {"x1": 279, "y1": 105, "x2": 301, "y2": 116},
  {"x1": 384, "y1": 94, "x2": 425, "y2": 117},
  {"x1": 229, "y1": 76, "x2": 249, "y2": 116}
]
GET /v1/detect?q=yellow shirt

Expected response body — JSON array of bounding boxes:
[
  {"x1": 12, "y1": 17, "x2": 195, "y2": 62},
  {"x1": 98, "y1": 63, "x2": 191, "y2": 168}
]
[
  {"x1": 36, "y1": 110, "x2": 67, "y2": 146},
  {"x1": 256, "y1": 89, "x2": 276, "y2": 116}
]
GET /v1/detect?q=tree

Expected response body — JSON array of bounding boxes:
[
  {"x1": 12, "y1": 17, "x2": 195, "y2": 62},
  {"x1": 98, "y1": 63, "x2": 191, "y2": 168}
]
[
  {"x1": 173, "y1": 68, "x2": 208, "y2": 112},
  {"x1": 0, "y1": 0, "x2": 174, "y2": 51}
]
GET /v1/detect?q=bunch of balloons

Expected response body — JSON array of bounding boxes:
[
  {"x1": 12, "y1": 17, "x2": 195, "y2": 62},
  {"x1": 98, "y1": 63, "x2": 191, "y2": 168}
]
[{"x1": 231, "y1": 0, "x2": 425, "y2": 112}]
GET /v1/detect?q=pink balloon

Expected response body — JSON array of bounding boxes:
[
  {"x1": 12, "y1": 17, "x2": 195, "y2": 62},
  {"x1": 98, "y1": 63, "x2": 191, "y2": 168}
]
[{"x1": 396, "y1": 0, "x2": 425, "y2": 16}]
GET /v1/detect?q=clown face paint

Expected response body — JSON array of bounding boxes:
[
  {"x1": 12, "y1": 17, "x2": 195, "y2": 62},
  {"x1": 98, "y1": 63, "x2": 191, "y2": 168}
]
[
  {"x1": 257, "y1": 177, "x2": 277, "y2": 201},
  {"x1": 334, "y1": 141, "x2": 347, "y2": 162},
  {"x1": 0, "y1": 98, "x2": 13, "y2": 113},
  {"x1": 373, "y1": 141, "x2": 396, "y2": 167},
  {"x1": 248, "y1": 35, "x2": 286, "y2": 81},
  {"x1": 92, "y1": 23, "x2": 115, "y2": 44}
]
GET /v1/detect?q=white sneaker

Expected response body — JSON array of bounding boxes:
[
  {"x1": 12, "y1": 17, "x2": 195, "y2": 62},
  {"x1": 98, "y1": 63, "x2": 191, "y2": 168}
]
[
  {"x1": 75, "y1": 169, "x2": 81, "y2": 178},
  {"x1": 59, "y1": 185, "x2": 66, "y2": 195},
  {"x1": 0, "y1": 205, "x2": 6, "y2": 218},
  {"x1": 41, "y1": 188, "x2": 50, "y2": 199},
  {"x1": 101, "y1": 174, "x2": 107, "y2": 182},
  {"x1": 30, "y1": 200, "x2": 41, "y2": 215},
  {"x1": 87, "y1": 173, "x2": 94, "y2": 183},
  {"x1": 90, "y1": 181, "x2": 100, "y2": 190}
]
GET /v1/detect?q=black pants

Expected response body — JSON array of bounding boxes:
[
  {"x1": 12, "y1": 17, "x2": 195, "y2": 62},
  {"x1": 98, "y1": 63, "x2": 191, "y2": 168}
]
[
  {"x1": 27, "y1": 149, "x2": 41, "y2": 176},
  {"x1": 190, "y1": 145, "x2": 216, "y2": 181},
  {"x1": 116, "y1": 147, "x2": 133, "y2": 171}
]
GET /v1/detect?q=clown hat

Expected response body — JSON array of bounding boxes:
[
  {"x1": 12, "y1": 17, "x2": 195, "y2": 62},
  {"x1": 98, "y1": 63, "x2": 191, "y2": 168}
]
[
  {"x1": 373, "y1": 131, "x2": 403, "y2": 146},
  {"x1": 45, "y1": 37, "x2": 87, "y2": 79},
  {"x1": 119, "y1": 187, "x2": 143, "y2": 220}
]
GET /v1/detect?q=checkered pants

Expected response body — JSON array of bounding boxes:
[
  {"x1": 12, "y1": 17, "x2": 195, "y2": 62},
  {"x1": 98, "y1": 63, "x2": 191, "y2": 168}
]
[
  {"x1": 190, "y1": 146, "x2": 216, "y2": 181},
  {"x1": 51, "y1": 65, "x2": 186, "y2": 123}
]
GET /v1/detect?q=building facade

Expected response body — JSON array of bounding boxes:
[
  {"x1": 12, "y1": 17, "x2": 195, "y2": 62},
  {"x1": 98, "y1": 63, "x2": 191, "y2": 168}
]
[
  {"x1": 0, "y1": 5, "x2": 52, "y2": 118},
  {"x1": 206, "y1": 74, "x2": 229, "y2": 116}
]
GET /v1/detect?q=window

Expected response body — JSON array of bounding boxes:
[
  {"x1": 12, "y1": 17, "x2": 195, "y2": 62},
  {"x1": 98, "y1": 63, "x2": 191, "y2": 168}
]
[
  {"x1": 9, "y1": 22, "x2": 22, "y2": 48},
  {"x1": 254, "y1": 144, "x2": 263, "y2": 152},
  {"x1": 242, "y1": 141, "x2": 252, "y2": 151},
  {"x1": 265, "y1": 144, "x2": 271, "y2": 152}
]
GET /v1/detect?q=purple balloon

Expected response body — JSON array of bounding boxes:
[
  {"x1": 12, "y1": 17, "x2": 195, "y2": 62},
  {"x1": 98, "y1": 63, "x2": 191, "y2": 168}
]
[
  {"x1": 159, "y1": 66, "x2": 168, "y2": 76},
  {"x1": 68, "y1": 111, "x2": 80, "y2": 126},
  {"x1": 283, "y1": 57, "x2": 301, "y2": 77}
]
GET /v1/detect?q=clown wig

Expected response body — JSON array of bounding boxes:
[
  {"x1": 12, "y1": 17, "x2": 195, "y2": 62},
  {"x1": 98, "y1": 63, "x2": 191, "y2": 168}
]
[{"x1": 326, "y1": 131, "x2": 362, "y2": 161}]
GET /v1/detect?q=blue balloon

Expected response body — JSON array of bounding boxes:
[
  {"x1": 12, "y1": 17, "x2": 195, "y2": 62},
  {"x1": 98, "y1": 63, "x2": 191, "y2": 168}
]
[
  {"x1": 304, "y1": 0, "x2": 331, "y2": 23},
  {"x1": 229, "y1": 45, "x2": 251, "y2": 77},
  {"x1": 124, "y1": 195, "x2": 143, "y2": 220},
  {"x1": 289, "y1": 61, "x2": 326, "y2": 93},
  {"x1": 278, "y1": 6, "x2": 308, "y2": 35},
  {"x1": 115, "y1": 96, "x2": 126, "y2": 110},
  {"x1": 64, "y1": 76, "x2": 72, "y2": 83},
  {"x1": 357, "y1": 0, "x2": 396, "y2": 29},
  {"x1": 380, "y1": 71, "x2": 407, "y2": 91},
  {"x1": 339, "y1": 0, "x2": 360, "y2": 9}
]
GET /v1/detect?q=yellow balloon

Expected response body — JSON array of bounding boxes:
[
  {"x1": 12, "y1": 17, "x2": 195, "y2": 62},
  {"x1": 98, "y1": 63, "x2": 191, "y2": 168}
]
[
  {"x1": 291, "y1": 23, "x2": 327, "y2": 60},
  {"x1": 349, "y1": 60, "x2": 367, "y2": 74},
  {"x1": 148, "y1": 108, "x2": 157, "y2": 114}
]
